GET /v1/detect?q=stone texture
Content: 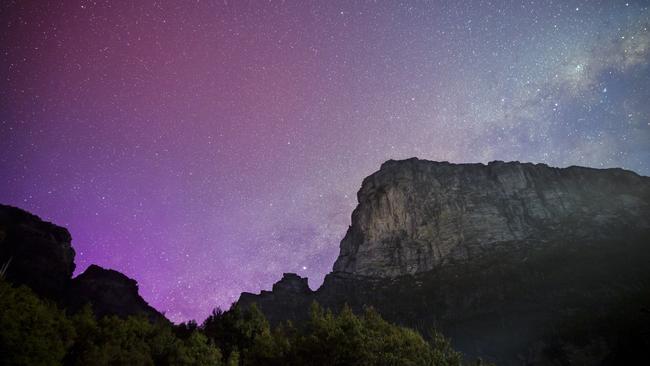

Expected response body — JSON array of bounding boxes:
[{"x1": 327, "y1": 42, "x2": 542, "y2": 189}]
[
  {"x1": 237, "y1": 159, "x2": 650, "y2": 365},
  {"x1": 333, "y1": 158, "x2": 650, "y2": 277}
]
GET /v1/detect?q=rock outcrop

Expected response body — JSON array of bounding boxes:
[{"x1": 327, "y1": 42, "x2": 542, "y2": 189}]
[
  {"x1": 237, "y1": 159, "x2": 650, "y2": 365},
  {"x1": 270, "y1": 272, "x2": 311, "y2": 294},
  {"x1": 0, "y1": 204, "x2": 75, "y2": 299},
  {"x1": 239, "y1": 273, "x2": 314, "y2": 322},
  {"x1": 0, "y1": 204, "x2": 164, "y2": 322},
  {"x1": 333, "y1": 158, "x2": 649, "y2": 277},
  {"x1": 68, "y1": 264, "x2": 166, "y2": 322}
]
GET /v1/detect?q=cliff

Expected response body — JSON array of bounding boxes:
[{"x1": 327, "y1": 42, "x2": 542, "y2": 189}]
[
  {"x1": 0, "y1": 204, "x2": 164, "y2": 322},
  {"x1": 334, "y1": 158, "x2": 649, "y2": 277},
  {"x1": 238, "y1": 159, "x2": 650, "y2": 365},
  {"x1": 0, "y1": 204, "x2": 75, "y2": 299}
]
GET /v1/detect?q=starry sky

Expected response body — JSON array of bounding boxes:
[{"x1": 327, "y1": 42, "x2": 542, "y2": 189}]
[{"x1": 1, "y1": 1, "x2": 649, "y2": 322}]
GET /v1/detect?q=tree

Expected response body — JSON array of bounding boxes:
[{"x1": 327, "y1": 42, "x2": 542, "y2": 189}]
[
  {"x1": 202, "y1": 303, "x2": 271, "y2": 361},
  {"x1": 0, "y1": 279, "x2": 74, "y2": 366},
  {"x1": 171, "y1": 331, "x2": 223, "y2": 366}
]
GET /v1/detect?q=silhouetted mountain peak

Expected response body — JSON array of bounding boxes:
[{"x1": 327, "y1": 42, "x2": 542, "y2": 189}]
[
  {"x1": 0, "y1": 204, "x2": 164, "y2": 322},
  {"x1": 69, "y1": 264, "x2": 165, "y2": 322},
  {"x1": 272, "y1": 273, "x2": 310, "y2": 294}
]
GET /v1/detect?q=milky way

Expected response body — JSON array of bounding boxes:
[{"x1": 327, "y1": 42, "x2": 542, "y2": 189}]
[{"x1": 1, "y1": 1, "x2": 649, "y2": 322}]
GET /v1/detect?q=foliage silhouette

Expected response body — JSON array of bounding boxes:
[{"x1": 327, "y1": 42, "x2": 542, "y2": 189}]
[{"x1": 1, "y1": 278, "x2": 464, "y2": 365}]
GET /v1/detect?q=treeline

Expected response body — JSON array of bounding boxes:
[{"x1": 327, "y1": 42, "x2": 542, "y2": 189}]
[{"x1": 0, "y1": 279, "x2": 463, "y2": 365}]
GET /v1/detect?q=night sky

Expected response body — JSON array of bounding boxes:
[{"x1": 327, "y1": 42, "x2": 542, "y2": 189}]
[{"x1": 1, "y1": 1, "x2": 649, "y2": 322}]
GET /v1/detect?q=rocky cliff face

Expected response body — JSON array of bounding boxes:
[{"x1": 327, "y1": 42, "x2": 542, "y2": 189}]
[
  {"x1": 333, "y1": 158, "x2": 649, "y2": 277},
  {"x1": 238, "y1": 159, "x2": 650, "y2": 365},
  {"x1": 0, "y1": 204, "x2": 164, "y2": 322}
]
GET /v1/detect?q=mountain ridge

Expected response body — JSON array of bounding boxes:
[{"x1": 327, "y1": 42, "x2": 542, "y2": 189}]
[
  {"x1": 2, "y1": 158, "x2": 649, "y2": 364},
  {"x1": 0, "y1": 204, "x2": 165, "y2": 323},
  {"x1": 238, "y1": 158, "x2": 650, "y2": 365}
]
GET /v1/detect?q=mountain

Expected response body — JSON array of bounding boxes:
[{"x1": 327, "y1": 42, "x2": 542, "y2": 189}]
[
  {"x1": 0, "y1": 204, "x2": 165, "y2": 322},
  {"x1": 67, "y1": 264, "x2": 165, "y2": 322},
  {"x1": 0, "y1": 204, "x2": 75, "y2": 299},
  {"x1": 0, "y1": 204, "x2": 464, "y2": 365},
  {"x1": 238, "y1": 158, "x2": 650, "y2": 365}
]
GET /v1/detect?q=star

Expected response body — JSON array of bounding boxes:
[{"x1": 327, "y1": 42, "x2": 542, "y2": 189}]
[{"x1": 2, "y1": 0, "x2": 648, "y2": 323}]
